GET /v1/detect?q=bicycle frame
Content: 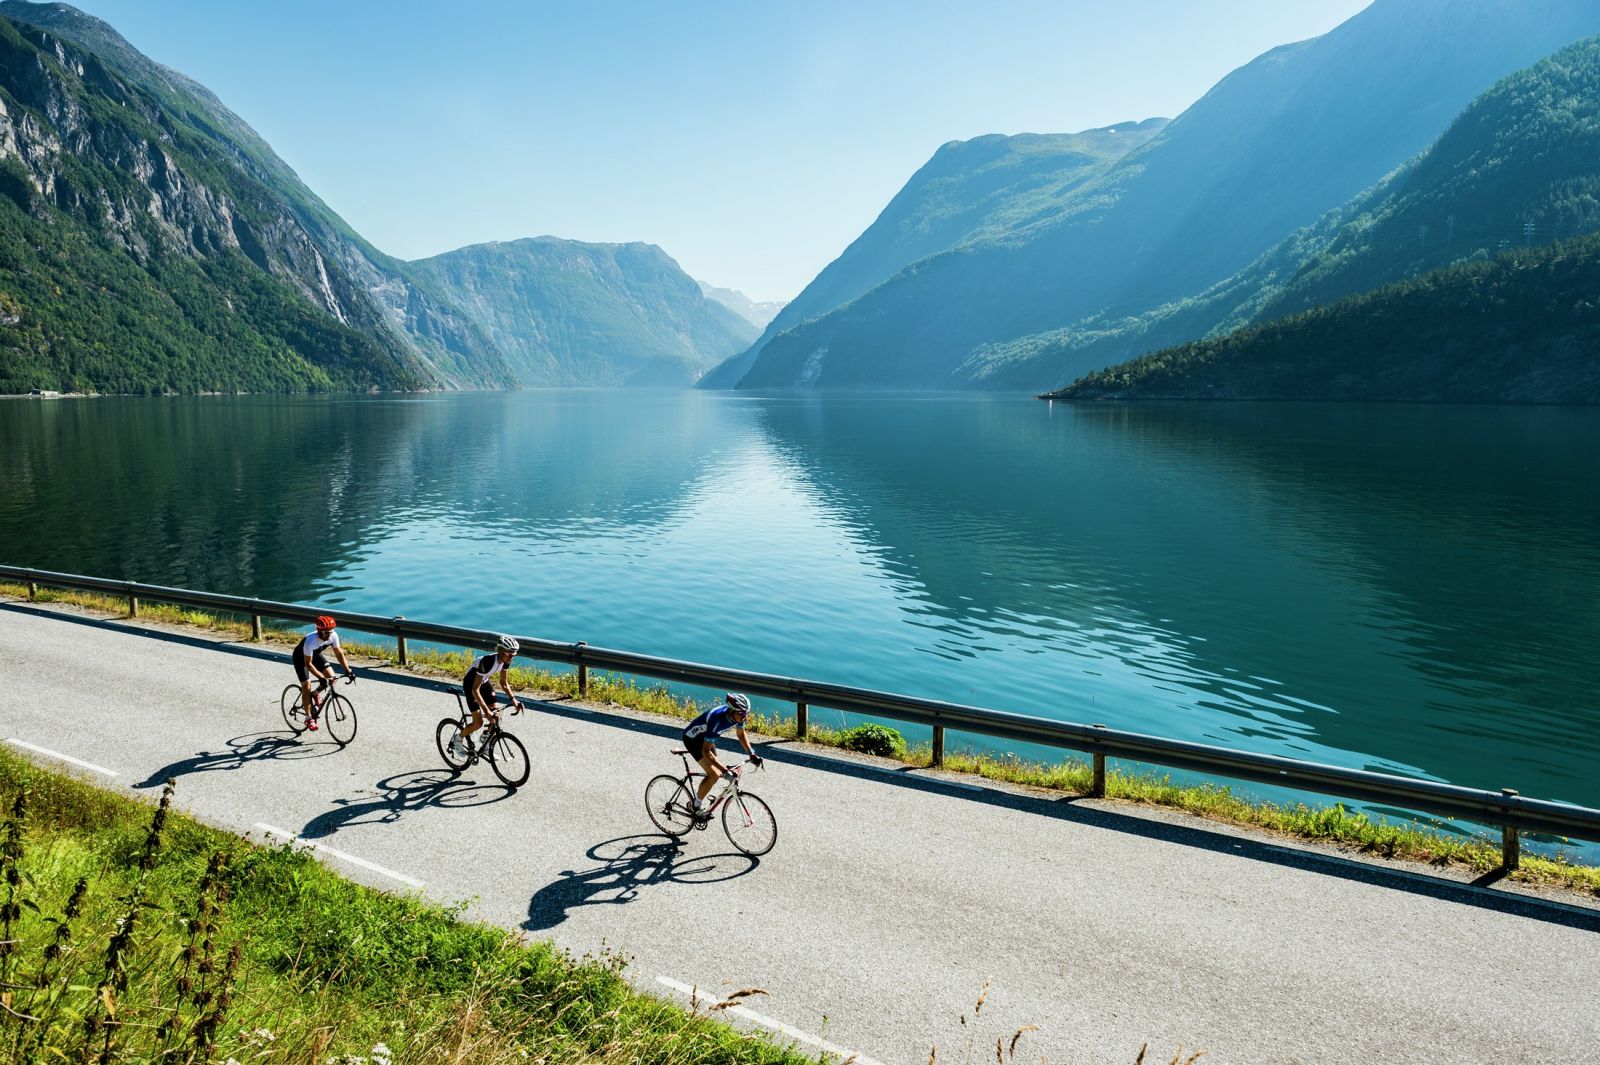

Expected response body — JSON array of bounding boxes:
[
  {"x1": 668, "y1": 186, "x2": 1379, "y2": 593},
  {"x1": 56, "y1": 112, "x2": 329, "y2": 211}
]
[{"x1": 673, "y1": 749, "x2": 755, "y2": 813}]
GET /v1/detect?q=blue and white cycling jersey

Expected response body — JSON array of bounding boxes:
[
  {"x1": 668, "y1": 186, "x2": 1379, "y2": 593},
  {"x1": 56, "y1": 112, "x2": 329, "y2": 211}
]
[{"x1": 683, "y1": 704, "x2": 742, "y2": 741}]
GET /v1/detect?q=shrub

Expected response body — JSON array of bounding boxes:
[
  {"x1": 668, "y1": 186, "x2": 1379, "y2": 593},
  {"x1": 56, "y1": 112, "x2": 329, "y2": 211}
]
[{"x1": 838, "y1": 722, "x2": 907, "y2": 758}]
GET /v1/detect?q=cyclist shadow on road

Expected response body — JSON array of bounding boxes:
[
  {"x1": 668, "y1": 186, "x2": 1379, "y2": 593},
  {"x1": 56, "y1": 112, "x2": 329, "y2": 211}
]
[
  {"x1": 298, "y1": 768, "x2": 515, "y2": 840},
  {"x1": 524, "y1": 834, "x2": 755, "y2": 931},
  {"x1": 132, "y1": 730, "x2": 336, "y2": 789}
]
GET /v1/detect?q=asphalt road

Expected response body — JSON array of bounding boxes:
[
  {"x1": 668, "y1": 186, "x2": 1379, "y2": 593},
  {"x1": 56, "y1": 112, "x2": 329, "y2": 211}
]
[{"x1": 2, "y1": 600, "x2": 1596, "y2": 1065}]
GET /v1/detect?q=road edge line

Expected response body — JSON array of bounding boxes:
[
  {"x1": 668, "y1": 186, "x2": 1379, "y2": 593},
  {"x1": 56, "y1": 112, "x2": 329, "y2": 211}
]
[
  {"x1": 254, "y1": 822, "x2": 425, "y2": 888},
  {"x1": 654, "y1": 974, "x2": 889, "y2": 1065},
  {"x1": 6, "y1": 738, "x2": 119, "y2": 776}
]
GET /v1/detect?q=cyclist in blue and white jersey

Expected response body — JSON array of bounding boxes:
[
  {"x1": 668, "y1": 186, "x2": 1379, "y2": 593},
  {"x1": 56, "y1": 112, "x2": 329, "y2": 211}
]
[
  {"x1": 682, "y1": 692, "x2": 763, "y2": 820},
  {"x1": 450, "y1": 635, "x2": 523, "y2": 759},
  {"x1": 294, "y1": 615, "x2": 354, "y2": 732}
]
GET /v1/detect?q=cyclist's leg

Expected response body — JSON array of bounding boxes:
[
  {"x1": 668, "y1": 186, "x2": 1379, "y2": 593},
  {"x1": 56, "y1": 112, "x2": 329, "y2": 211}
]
[
  {"x1": 307, "y1": 651, "x2": 334, "y2": 721},
  {"x1": 293, "y1": 646, "x2": 316, "y2": 720},
  {"x1": 692, "y1": 739, "x2": 722, "y2": 803},
  {"x1": 462, "y1": 683, "x2": 493, "y2": 738}
]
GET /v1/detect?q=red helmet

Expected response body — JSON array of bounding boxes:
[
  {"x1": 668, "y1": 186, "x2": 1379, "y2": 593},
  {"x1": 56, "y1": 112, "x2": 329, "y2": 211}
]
[{"x1": 314, "y1": 615, "x2": 337, "y2": 631}]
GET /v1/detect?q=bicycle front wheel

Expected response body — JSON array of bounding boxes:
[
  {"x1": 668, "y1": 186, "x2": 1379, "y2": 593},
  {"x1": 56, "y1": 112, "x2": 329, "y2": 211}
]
[
  {"x1": 486, "y1": 731, "x2": 530, "y2": 788},
  {"x1": 722, "y1": 790, "x2": 777, "y2": 856},
  {"x1": 645, "y1": 774, "x2": 701, "y2": 837},
  {"x1": 323, "y1": 693, "x2": 358, "y2": 746},
  {"x1": 436, "y1": 719, "x2": 470, "y2": 772},
  {"x1": 280, "y1": 684, "x2": 306, "y2": 733}
]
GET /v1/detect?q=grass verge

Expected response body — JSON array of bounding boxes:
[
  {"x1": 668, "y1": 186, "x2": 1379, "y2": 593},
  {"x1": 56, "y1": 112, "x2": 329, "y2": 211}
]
[
  {"x1": 0, "y1": 745, "x2": 817, "y2": 1065},
  {"x1": 4, "y1": 581, "x2": 1597, "y2": 898}
]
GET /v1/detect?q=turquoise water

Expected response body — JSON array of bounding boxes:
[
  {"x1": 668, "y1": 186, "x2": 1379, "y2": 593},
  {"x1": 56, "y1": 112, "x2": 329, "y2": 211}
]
[{"x1": 3, "y1": 392, "x2": 1597, "y2": 849}]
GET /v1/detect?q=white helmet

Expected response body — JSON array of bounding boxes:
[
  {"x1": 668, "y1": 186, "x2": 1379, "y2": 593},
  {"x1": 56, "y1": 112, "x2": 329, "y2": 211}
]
[
  {"x1": 496, "y1": 635, "x2": 520, "y2": 654},
  {"x1": 726, "y1": 692, "x2": 751, "y2": 713}
]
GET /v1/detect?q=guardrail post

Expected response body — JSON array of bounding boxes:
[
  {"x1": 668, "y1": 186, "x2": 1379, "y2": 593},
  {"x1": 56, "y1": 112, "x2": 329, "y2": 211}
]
[
  {"x1": 1501, "y1": 788, "x2": 1521, "y2": 871},
  {"x1": 931, "y1": 725, "x2": 945, "y2": 768},
  {"x1": 796, "y1": 701, "x2": 808, "y2": 739},
  {"x1": 250, "y1": 613, "x2": 262, "y2": 641},
  {"x1": 27, "y1": 580, "x2": 37, "y2": 600},
  {"x1": 395, "y1": 616, "x2": 408, "y2": 666},
  {"x1": 128, "y1": 582, "x2": 139, "y2": 618},
  {"x1": 576, "y1": 641, "x2": 588, "y2": 697},
  {"x1": 1091, "y1": 723, "x2": 1108, "y2": 797}
]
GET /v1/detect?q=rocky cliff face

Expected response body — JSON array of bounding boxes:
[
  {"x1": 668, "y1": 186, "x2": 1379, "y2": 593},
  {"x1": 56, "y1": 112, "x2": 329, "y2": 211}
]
[{"x1": 0, "y1": 2, "x2": 514, "y2": 390}]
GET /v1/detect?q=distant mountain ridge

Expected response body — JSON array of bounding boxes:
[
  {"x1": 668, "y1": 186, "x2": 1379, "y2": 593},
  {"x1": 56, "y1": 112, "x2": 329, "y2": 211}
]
[
  {"x1": 0, "y1": 1, "x2": 754, "y2": 393},
  {"x1": 1042, "y1": 35, "x2": 1600, "y2": 404},
  {"x1": 410, "y1": 238, "x2": 758, "y2": 387},
  {"x1": 698, "y1": 282, "x2": 785, "y2": 330},
  {"x1": 722, "y1": 0, "x2": 1600, "y2": 391},
  {"x1": 1006, "y1": 32, "x2": 1600, "y2": 391},
  {"x1": 698, "y1": 119, "x2": 1168, "y2": 388}
]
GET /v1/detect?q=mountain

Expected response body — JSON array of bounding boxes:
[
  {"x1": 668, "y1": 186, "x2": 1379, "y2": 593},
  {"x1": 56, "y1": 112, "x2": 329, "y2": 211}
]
[
  {"x1": 697, "y1": 282, "x2": 786, "y2": 330},
  {"x1": 698, "y1": 119, "x2": 1167, "y2": 388},
  {"x1": 727, "y1": 0, "x2": 1600, "y2": 391},
  {"x1": 409, "y1": 238, "x2": 759, "y2": 387},
  {"x1": 1006, "y1": 34, "x2": 1600, "y2": 390},
  {"x1": 1044, "y1": 232, "x2": 1600, "y2": 403},
  {"x1": 0, "y1": 1, "x2": 515, "y2": 393}
]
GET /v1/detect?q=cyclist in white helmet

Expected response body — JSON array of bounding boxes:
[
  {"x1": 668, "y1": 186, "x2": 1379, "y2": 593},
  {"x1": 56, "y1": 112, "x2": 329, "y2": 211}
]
[
  {"x1": 451, "y1": 635, "x2": 523, "y2": 759},
  {"x1": 681, "y1": 692, "x2": 762, "y2": 821}
]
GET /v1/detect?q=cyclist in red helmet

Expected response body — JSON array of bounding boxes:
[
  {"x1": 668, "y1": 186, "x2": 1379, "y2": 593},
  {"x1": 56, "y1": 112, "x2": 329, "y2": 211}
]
[{"x1": 293, "y1": 615, "x2": 354, "y2": 731}]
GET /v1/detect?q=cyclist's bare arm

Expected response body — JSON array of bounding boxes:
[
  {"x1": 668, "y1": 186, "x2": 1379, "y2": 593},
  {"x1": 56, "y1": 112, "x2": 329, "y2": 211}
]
[
  {"x1": 497, "y1": 670, "x2": 519, "y2": 713},
  {"x1": 333, "y1": 645, "x2": 354, "y2": 680}
]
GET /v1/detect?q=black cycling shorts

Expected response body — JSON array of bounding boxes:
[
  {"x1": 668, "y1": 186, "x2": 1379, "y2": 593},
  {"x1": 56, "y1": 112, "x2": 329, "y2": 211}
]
[
  {"x1": 292, "y1": 647, "x2": 330, "y2": 683},
  {"x1": 683, "y1": 734, "x2": 712, "y2": 761},
  {"x1": 463, "y1": 680, "x2": 495, "y2": 714}
]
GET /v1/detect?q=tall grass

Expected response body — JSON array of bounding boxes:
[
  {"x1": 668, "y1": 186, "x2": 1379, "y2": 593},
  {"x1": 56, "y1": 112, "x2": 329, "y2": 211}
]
[
  {"x1": 0, "y1": 748, "x2": 815, "y2": 1064},
  {"x1": 4, "y1": 582, "x2": 1597, "y2": 896}
]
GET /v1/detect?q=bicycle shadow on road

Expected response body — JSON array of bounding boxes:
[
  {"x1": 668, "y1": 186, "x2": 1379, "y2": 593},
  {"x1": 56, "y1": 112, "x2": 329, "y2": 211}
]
[
  {"x1": 132, "y1": 730, "x2": 336, "y2": 789},
  {"x1": 524, "y1": 834, "x2": 756, "y2": 932},
  {"x1": 298, "y1": 767, "x2": 515, "y2": 840}
]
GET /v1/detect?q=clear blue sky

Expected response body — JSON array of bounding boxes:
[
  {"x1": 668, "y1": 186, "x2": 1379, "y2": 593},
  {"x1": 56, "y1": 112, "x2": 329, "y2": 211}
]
[{"x1": 58, "y1": 0, "x2": 1371, "y2": 301}]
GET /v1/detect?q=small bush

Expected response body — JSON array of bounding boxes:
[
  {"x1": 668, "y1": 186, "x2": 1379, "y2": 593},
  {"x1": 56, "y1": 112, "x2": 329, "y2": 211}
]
[{"x1": 839, "y1": 722, "x2": 907, "y2": 758}]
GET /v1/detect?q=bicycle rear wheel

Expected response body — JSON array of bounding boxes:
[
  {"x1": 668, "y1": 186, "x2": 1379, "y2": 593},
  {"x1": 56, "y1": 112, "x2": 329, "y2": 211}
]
[
  {"x1": 722, "y1": 790, "x2": 777, "y2": 856},
  {"x1": 280, "y1": 684, "x2": 306, "y2": 733},
  {"x1": 436, "y1": 719, "x2": 471, "y2": 772},
  {"x1": 645, "y1": 774, "x2": 701, "y2": 837},
  {"x1": 323, "y1": 693, "x2": 358, "y2": 746},
  {"x1": 487, "y1": 731, "x2": 530, "y2": 788}
]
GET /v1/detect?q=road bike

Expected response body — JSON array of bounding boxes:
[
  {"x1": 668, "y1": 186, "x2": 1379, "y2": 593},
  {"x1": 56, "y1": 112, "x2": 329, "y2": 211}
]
[
  {"x1": 436, "y1": 693, "x2": 531, "y2": 788},
  {"x1": 644, "y1": 749, "x2": 777, "y2": 856},
  {"x1": 280, "y1": 673, "x2": 357, "y2": 746}
]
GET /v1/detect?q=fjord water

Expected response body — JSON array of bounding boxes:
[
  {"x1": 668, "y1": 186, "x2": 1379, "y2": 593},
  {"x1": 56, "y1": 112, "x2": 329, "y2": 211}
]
[{"x1": 4, "y1": 392, "x2": 1597, "y2": 848}]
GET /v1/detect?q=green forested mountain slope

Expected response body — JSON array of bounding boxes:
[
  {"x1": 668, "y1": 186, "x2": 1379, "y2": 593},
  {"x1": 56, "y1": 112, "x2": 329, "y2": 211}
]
[
  {"x1": 1046, "y1": 234, "x2": 1600, "y2": 403},
  {"x1": 410, "y1": 238, "x2": 758, "y2": 387},
  {"x1": 732, "y1": 0, "x2": 1600, "y2": 391},
  {"x1": 0, "y1": 2, "x2": 514, "y2": 393},
  {"x1": 697, "y1": 120, "x2": 1166, "y2": 389},
  {"x1": 1006, "y1": 34, "x2": 1600, "y2": 391}
]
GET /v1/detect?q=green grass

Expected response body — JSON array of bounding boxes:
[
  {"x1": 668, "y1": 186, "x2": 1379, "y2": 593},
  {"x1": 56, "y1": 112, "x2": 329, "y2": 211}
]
[
  {"x1": 0, "y1": 746, "x2": 820, "y2": 1065},
  {"x1": 5, "y1": 580, "x2": 1597, "y2": 897}
]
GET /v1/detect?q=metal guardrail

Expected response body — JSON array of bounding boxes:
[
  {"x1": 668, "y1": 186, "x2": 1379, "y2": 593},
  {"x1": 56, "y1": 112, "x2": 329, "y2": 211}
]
[{"x1": 5, "y1": 563, "x2": 1597, "y2": 869}]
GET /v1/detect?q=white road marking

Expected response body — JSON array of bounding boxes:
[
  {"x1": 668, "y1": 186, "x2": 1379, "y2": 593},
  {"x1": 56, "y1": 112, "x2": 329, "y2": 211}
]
[
  {"x1": 6, "y1": 738, "x2": 119, "y2": 777},
  {"x1": 655, "y1": 975, "x2": 889, "y2": 1065},
  {"x1": 254, "y1": 822, "x2": 425, "y2": 888}
]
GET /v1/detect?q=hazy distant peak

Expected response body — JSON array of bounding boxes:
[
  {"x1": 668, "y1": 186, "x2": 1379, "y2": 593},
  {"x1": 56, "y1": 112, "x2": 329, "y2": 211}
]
[{"x1": 698, "y1": 282, "x2": 788, "y2": 330}]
